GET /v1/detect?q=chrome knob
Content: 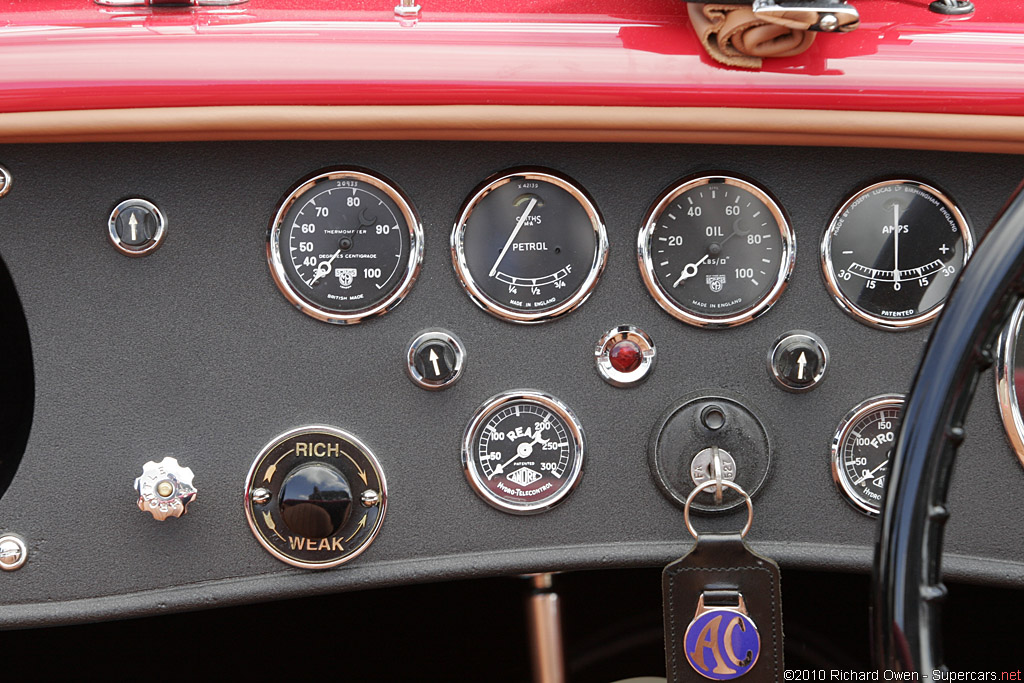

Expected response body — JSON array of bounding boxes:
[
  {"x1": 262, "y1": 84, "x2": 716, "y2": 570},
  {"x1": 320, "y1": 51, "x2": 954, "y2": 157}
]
[{"x1": 134, "y1": 456, "x2": 197, "y2": 521}]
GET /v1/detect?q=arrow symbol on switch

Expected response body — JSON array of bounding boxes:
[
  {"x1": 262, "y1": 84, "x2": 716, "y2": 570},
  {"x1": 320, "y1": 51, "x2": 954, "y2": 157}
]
[
  {"x1": 428, "y1": 348, "x2": 441, "y2": 376},
  {"x1": 796, "y1": 352, "x2": 808, "y2": 380},
  {"x1": 128, "y1": 213, "x2": 138, "y2": 242}
]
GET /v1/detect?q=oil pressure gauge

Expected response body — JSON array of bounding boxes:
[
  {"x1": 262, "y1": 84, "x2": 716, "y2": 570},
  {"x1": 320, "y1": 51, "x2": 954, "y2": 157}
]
[
  {"x1": 831, "y1": 394, "x2": 905, "y2": 516},
  {"x1": 451, "y1": 168, "x2": 608, "y2": 324},
  {"x1": 638, "y1": 175, "x2": 795, "y2": 328},
  {"x1": 462, "y1": 390, "x2": 585, "y2": 514},
  {"x1": 822, "y1": 179, "x2": 973, "y2": 330},
  {"x1": 268, "y1": 168, "x2": 424, "y2": 324}
]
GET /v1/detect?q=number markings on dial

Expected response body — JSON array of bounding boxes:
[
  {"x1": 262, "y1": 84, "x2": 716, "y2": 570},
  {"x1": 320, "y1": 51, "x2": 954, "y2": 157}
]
[
  {"x1": 477, "y1": 404, "x2": 571, "y2": 482},
  {"x1": 822, "y1": 180, "x2": 972, "y2": 329},
  {"x1": 287, "y1": 186, "x2": 404, "y2": 291},
  {"x1": 831, "y1": 395, "x2": 905, "y2": 516},
  {"x1": 268, "y1": 169, "x2": 423, "y2": 324},
  {"x1": 638, "y1": 175, "x2": 795, "y2": 328},
  {"x1": 451, "y1": 169, "x2": 607, "y2": 324},
  {"x1": 462, "y1": 391, "x2": 585, "y2": 514}
]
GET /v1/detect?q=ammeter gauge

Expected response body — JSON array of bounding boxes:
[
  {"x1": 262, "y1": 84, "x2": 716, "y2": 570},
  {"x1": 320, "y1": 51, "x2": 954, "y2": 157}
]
[
  {"x1": 462, "y1": 390, "x2": 585, "y2": 514},
  {"x1": 831, "y1": 394, "x2": 905, "y2": 516},
  {"x1": 268, "y1": 168, "x2": 423, "y2": 324},
  {"x1": 821, "y1": 179, "x2": 972, "y2": 330},
  {"x1": 451, "y1": 168, "x2": 607, "y2": 324},
  {"x1": 638, "y1": 175, "x2": 795, "y2": 328}
]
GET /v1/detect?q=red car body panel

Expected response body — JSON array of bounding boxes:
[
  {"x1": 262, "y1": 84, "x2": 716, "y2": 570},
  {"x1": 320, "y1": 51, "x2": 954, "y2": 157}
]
[{"x1": 0, "y1": 0, "x2": 1022, "y2": 115}]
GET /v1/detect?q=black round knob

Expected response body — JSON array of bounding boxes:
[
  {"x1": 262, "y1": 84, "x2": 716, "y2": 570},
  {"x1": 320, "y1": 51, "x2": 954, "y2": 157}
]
[{"x1": 279, "y1": 463, "x2": 353, "y2": 539}]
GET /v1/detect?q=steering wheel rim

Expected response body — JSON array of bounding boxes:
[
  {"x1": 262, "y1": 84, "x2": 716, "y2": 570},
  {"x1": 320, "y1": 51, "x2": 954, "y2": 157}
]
[{"x1": 872, "y1": 182, "x2": 1024, "y2": 671}]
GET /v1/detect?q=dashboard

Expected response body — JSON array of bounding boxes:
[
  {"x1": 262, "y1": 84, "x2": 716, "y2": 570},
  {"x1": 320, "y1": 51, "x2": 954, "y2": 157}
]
[
  {"x1": 2, "y1": 140, "x2": 1024, "y2": 629},
  {"x1": 3, "y1": 0, "x2": 1024, "y2": 676}
]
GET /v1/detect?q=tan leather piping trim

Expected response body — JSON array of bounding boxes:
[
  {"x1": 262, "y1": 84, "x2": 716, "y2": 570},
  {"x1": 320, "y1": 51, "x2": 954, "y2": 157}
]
[{"x1": 1, "y1": 105, "x2": 1023, "y2": 153}]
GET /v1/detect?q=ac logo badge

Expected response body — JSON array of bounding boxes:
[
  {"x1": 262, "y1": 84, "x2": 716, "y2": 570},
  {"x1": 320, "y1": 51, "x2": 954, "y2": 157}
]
[{"x1": 683, "y1": 607, "x2": 760, "y2": 680}]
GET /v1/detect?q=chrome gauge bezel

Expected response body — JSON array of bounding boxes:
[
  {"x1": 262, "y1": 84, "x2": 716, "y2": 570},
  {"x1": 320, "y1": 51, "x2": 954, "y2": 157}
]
[
  {"x1": 462, "y1": 390, "x2": 585, "y2": 515},
  {"x1": 637, "y1": 174, "x2": 796, "y2": 328},
  {"x1": 830, "y1": 393, "x2": 905, "y2": 517},
  {"x1": 243, "y1": 425, "x2": 388, "y2": 570},
  {"x1": 820, "y1": 179, "x2": 974, "y2": 331},
  {"x1": 0, "y1": 164, "x2": 11, "y2": 199},
  {"x1": 267, "y1": 168, "x2": 424, "y2": 325},
  {"x1": 450, "y1": 168, "x2": 608, "y2": 324},
  {"x1": 996, "y1": 301, "x2": 1024, "y2": 468}
]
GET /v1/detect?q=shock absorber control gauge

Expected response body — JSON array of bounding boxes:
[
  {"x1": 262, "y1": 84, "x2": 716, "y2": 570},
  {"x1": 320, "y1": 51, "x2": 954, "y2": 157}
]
[
  {"x1": 268, "y1": 168, "x2": 423, "y2": 324},
  {"x1": 638, "y1": 175, "x2": 795, "y2": 328},
  {"x1": 451, "y1": 168, "x2": 608, "y2": 324},
  {"x1": 821, "y1": 179, "x2": 972, "y2": 330},
  {"x1": 831, "y1": 394, "x2": 905, "y2": 516},
  {"x1": 463, "y1": 390, "x2": 585, "y2": 514}
]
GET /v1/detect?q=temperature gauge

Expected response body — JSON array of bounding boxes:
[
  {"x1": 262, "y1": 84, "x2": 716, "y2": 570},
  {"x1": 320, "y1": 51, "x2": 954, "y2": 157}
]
[
  {"x1": 268, "y1": 168, "x2": 423, "y2": 324},
  {"x1": 831, "y1": 394, "x2": 905, "y2": 516},
  {"x1": 822, "y1": 180, "x2": 972, "y2": 330},
  {"x1": 462, "y1": 390, "x2": 585, "y2": 514}
]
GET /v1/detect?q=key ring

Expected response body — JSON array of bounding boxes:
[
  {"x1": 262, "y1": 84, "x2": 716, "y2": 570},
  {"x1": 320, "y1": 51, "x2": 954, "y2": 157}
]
[{"x1": 683, "y1": 479, "x2": 754, "y2": 539}]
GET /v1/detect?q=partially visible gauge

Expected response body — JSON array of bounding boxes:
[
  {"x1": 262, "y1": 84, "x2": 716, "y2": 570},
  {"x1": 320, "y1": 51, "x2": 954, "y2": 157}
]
[
  {"x1": 831, "y1": 394, "x2": 905, "y2": 516},
  {"x1": 268, "y1": 168, "x2": 423, "y2": 324},
  {"x1": 451, "y1": 168, "x2": 607, "y2": 324},
  {"x1": 996, "y1": 300, "x2": 1024, "y2": 469},
  {"x1": 638, "y1": 175, "x2": 795, "y2": 328},
  {"x1": 821, "y1": 179, "x2": 973, "y2": 330},
  {"x1": 462, "y1": 390, "x2": 585, "y2": 514}
]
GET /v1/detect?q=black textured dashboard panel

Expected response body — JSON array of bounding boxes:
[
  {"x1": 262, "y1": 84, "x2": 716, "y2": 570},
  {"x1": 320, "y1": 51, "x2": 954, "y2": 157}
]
[{"x1": 0, "y1": 142, "x2": 1022, "y2": 627}]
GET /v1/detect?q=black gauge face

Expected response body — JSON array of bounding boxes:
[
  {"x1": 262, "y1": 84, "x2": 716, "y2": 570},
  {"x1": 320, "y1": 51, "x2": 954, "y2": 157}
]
[
  {"x1": 452, "y1": 169, "x2": 607, "y2": 323},
  {"x1": 822, "y1": 180, "x2": 972, "y2": 329},
  {"x1": 268, "y1": 169, "x2": 422, "y2": 324},
  {"x1": 832, "y1": 395, "x2": 904, "y2": 516},
  {"x1": 638, "y1": 176, "x2": 795, "y2": 328},
  {"x1": 463, "y1": 391, "x2": 584, "y2": 514}
]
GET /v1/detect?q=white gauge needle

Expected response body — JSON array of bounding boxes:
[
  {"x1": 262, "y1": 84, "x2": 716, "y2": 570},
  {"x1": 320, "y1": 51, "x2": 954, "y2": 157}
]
[
  {"x1": 854, "y1": 458, "x2": 889, "y2": 486},
  {"x1": 489, "y1": 197, "x2": 538, "y2": 278},
  {"x1": 491, "y1": 445, "x2": 530, "y2": 477},
  {"x1": 309, "y1": 249, "x2": 341, "y2": 285},
  {"x1": 490, "y1": 423, "x2": 551, "y2": 478},
  {"x1": 893, "y1": 203, "x2": 901, "y2": 285},
  {"x1": 673, "y1": 254, "x2": 710, "y2": 287}
]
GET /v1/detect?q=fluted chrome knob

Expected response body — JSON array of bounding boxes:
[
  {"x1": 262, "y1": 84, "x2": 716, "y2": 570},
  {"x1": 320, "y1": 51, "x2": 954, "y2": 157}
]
[{"x1": 134, "y1": 457, "x2": 197, "y2": 521}]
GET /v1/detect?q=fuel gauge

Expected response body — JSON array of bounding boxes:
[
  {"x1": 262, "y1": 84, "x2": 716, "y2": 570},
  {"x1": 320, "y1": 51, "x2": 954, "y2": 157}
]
[{"x1": 451, "y1": 168, "x2": 607, "y2": 324}]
